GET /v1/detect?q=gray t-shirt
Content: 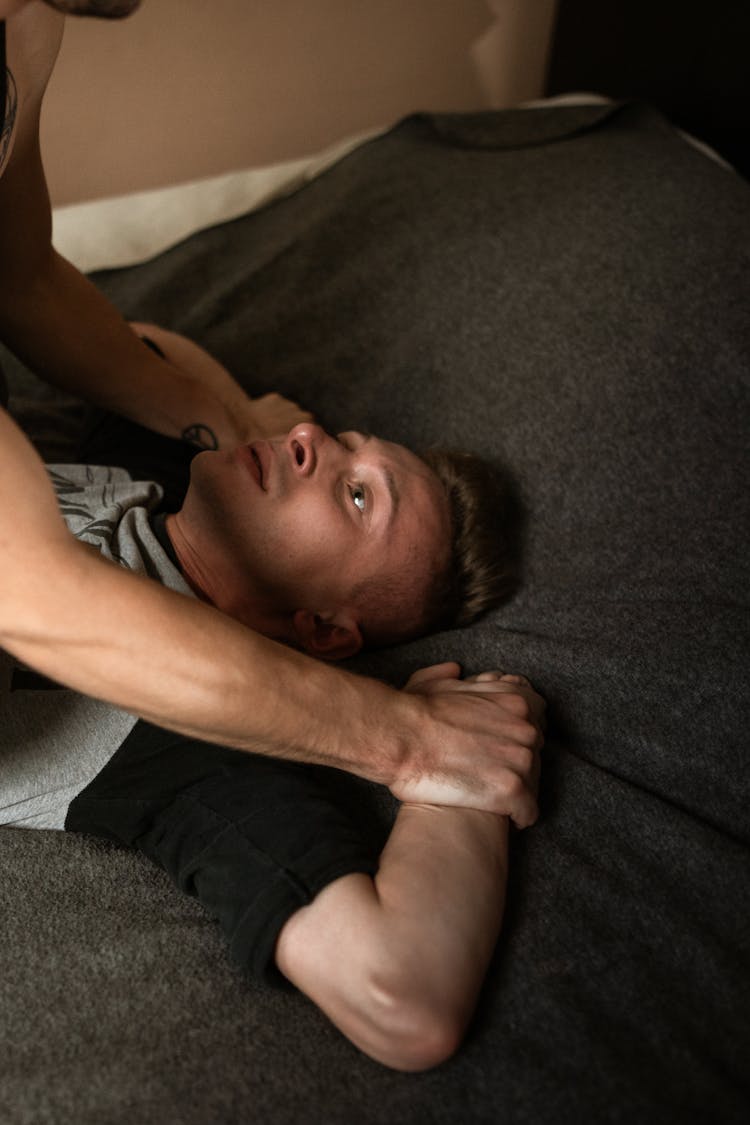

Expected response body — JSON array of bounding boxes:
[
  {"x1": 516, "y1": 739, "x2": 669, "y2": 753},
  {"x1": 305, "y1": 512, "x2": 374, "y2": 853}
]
[{"x1": 0, "y1": 464, "x2": 194, "y2": 829}]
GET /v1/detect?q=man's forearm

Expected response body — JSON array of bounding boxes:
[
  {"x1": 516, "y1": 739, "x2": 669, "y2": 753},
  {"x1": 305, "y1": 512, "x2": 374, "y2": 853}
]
[
  {"x1": 0, "y1": 84, "x2": 253, "y2": 449},
  {"x1": 3, "y1": 548, "x2": 544, "y2": 821},
  {"x1": 0, "y1": 531, "x2": 414, "y2": 783},
  {"x1": 0, "y1": 248, "x2": 248, "y2": 448},
  {"x1": 275, "y1": 805, "x2": 509, "y2": 1070}
]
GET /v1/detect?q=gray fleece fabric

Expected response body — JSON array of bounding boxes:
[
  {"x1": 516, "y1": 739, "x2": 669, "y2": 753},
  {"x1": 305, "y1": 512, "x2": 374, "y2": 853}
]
[{"x1": 0, "y1": 102, "x2": 748, "y2": 1124}]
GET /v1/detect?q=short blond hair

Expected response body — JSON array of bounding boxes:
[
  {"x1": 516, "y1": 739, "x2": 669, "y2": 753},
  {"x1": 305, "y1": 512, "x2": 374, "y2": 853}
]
[
  {"x1": 419, "y1": 448, "x2": 521, "y2": 630},
  {"x1": 353, "y1": 449, "x2": 521, "y2": 647}
]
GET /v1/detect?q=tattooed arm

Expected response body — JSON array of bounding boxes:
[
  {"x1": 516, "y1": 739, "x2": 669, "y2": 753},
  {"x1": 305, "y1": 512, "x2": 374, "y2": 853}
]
[
  {"x1": 0, "y1": 242, "x2": 302, "y2": 449},
  {"x1": 130, "y1": 323, "x2": 312, "y2": 448},
  {"x1": 0, "y1": 8, "x2": 307, "y2": 451}
]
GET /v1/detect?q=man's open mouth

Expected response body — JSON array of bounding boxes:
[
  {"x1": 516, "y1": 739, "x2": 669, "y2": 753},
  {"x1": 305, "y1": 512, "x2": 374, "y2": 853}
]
[
  {"x1": 241, "y1": 444, "x2": 265, "y2": 490},
  {"x1": 252, "y1": 448, "x2": 263, "y2": 487},
  {"x1": 250, "y1": 447, "x2": 265, "y2": 489}
]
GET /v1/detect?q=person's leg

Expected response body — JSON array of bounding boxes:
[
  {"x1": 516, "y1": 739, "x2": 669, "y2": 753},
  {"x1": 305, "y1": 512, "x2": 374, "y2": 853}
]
[{"x1": 275, "y1": 802, "x2": 508, "y2": 1072}]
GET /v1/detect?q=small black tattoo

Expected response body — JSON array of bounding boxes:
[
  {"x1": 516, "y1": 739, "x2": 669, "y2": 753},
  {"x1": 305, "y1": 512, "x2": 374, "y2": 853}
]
[
  {"x1": 139, "y1": 334, "x2": 166, "y2": 359},
  {"x1": 182, "y1": 424, "x2": 219, "y2": 450}
]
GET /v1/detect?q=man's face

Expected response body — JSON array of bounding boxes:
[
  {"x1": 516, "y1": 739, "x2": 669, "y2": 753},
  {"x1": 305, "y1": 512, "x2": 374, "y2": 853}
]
[{"x1": 179, "y1": 424, "x2": 450, "y2": 638}]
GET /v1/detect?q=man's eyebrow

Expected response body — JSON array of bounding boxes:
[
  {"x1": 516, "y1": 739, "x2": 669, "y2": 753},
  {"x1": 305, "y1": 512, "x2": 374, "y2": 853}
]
[{"x1": 382, "y1": 467, "x2": 400, "y2": 523}]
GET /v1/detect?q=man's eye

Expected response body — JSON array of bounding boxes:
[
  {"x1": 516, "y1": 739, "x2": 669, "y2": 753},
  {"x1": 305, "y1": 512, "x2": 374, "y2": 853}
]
[{"x1": 350, "y1": 485, "x2": 366, "y2": 513}]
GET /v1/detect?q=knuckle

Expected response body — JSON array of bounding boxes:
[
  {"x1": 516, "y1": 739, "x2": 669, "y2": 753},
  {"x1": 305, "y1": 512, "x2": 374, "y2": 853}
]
[
  {"x1": 499, "y1": 771, "x2": 524, "y2": 800},
  {"x1": 516, "y1": 803, "x2": 539, "y2": 830},
  {"x1": 517, "y1": 712, "x2": 544, "y2": 747},
  {"x1": 502, "y1": 692, "x2": 531, "y2": 720},
  {"x1": 514, "y1": 743, "x2": 535, "y2": 777},
  {"x1": 516, "y1": 694, "x2": 532, "y2": 720},
  {"x1": 507, "y1": 716, "x2": 536, "y2": 747},
  {"x1": 501, "y1": 673, "x2": 530, "y2": 687}
]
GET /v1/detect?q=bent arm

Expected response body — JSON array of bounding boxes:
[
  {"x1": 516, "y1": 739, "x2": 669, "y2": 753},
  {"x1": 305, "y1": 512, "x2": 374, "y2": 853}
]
[
  {"x1": 0, "y1": 96, "x2": 304, "y2": 448},
  {"x1": 276, "y1": 806, "x2": 509, "y2": 1071},
  {"x1": 275, "y1": 674, "x2": 543, "y2": 1069}
]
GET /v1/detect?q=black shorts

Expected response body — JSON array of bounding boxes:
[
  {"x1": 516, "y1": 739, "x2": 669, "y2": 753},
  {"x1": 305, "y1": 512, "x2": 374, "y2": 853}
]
[{"x1": 65, "y1": 721, "x2": 383, "y2": 985}]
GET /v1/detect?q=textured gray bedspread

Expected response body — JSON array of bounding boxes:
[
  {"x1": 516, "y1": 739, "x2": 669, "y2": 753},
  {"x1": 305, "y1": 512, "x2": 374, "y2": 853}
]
[{"x1": 1, "y1": 102, "x2": 748, "y2": 1124}]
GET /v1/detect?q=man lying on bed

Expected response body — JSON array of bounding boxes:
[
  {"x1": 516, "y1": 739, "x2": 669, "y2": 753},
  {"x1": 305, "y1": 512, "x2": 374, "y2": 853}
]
[
  {"x1": 1, "y1": 0, "x2": 536, "y2": 832},
  {"x1": 1, "y1": 322, "x2": 545, "y2": 1072}
]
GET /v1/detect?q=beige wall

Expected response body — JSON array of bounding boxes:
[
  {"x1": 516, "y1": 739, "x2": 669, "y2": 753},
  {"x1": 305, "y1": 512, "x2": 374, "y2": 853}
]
[{"x1": 42, "y1": 0, "x2": 558, "y2": 208}]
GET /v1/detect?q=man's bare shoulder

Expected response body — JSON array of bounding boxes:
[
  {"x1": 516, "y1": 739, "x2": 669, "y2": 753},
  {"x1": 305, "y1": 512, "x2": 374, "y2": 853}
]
[{"x1": 1, "y1": 4, "x2": 64, "y2": 178}]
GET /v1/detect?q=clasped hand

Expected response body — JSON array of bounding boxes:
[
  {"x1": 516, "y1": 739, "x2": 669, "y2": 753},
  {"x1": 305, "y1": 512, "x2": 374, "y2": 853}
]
[{"x1": 395, "y1": 662, "x2": 545, "y2": 827}]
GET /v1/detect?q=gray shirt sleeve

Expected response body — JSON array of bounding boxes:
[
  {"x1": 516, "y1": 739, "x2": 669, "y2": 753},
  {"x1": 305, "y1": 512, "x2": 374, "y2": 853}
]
[{"x1": 0, "y1": 463, "x2": 195, "y2": 829}]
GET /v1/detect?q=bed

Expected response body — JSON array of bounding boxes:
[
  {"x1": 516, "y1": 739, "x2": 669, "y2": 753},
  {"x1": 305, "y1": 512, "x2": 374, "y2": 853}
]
[{"x1": 1, "y1": 58, "x2": 749, "y2": 1125}]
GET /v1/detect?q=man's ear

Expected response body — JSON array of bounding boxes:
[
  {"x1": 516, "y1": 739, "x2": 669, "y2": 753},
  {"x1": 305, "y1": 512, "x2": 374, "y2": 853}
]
[{"x1": 292, "y1": 609, "x2": 363, "y2": 661}]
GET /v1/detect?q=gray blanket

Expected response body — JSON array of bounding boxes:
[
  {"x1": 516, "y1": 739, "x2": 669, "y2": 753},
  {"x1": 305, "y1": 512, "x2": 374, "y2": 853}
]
[{"x1": 1, "y1": 102, "x2": 748, "y2": 1124}]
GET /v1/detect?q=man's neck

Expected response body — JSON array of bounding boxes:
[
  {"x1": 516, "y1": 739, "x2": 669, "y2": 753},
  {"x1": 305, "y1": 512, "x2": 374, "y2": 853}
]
[{"x1": 162, "y1": 511, "x2": 294, "y2": 643}]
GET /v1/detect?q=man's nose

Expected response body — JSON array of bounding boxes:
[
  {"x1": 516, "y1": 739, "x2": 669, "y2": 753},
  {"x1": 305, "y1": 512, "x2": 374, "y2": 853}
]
[{"x1": 286, "y1": 422, "x2": 326, "y2": 476}]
